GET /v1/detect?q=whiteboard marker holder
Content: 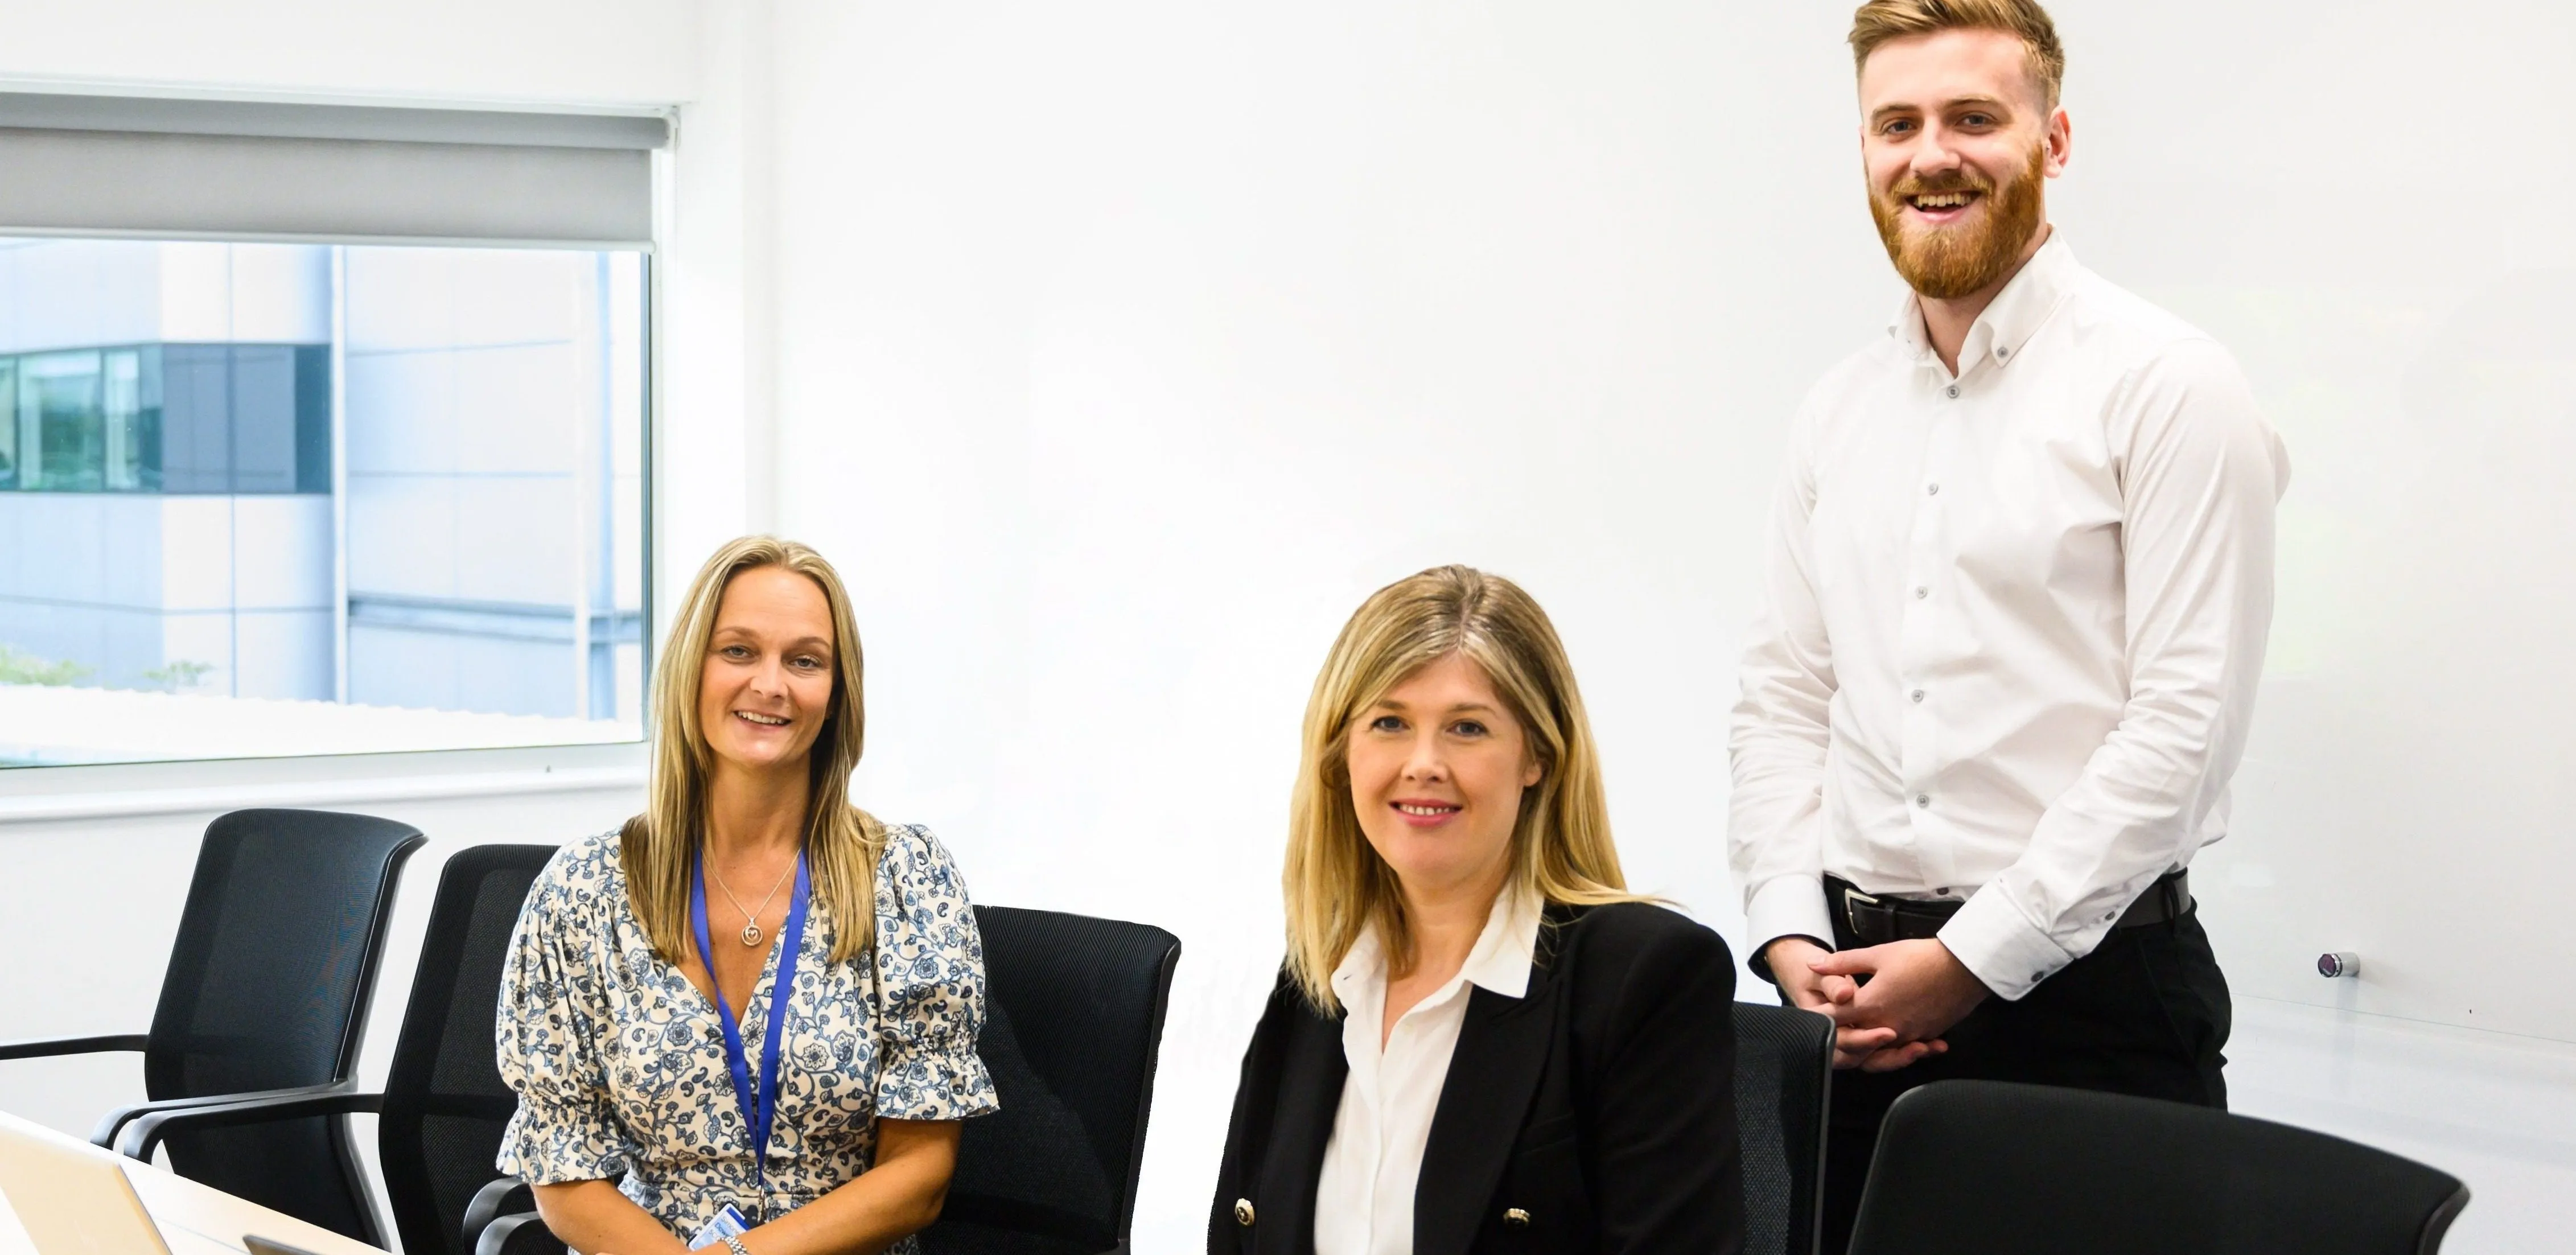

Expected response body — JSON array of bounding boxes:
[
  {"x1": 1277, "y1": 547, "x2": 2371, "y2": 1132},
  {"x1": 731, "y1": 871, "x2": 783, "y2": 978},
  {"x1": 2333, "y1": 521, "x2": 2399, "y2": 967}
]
[{"x1": 2316, "y1": 952, "x2": 2360, "y2": 979}]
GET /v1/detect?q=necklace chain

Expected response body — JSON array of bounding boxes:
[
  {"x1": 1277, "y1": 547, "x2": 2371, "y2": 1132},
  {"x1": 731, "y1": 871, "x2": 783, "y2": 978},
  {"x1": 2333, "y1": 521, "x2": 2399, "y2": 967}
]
[{"x1": 709, "y1": 851, "x2": 797, "y2": 947}]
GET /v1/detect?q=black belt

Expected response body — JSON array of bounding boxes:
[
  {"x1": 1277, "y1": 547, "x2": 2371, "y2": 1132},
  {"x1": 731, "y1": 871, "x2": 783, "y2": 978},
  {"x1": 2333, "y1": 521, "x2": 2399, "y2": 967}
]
[{"x1": 1825, "y1": 871, "x2": 2191, "y2": 948}]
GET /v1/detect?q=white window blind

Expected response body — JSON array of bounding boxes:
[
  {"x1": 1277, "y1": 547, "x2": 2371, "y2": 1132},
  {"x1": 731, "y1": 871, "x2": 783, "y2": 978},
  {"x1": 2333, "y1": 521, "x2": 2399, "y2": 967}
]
[{"x1": 0, "y1": 93, "x2": 666, "y2": 246}]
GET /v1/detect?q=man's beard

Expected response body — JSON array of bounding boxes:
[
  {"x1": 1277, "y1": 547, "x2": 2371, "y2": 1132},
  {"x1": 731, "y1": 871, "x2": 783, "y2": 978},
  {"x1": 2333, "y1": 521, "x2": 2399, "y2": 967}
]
[{"x1": 1869, "y1": 142, "x2": 2047, "y2": 301}]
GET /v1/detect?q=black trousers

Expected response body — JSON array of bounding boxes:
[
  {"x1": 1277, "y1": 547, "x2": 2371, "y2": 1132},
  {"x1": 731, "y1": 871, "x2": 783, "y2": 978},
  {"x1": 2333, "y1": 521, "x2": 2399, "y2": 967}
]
[{"x1": 1801, "y1": 902, "x2": 2233, "y2": 1255}]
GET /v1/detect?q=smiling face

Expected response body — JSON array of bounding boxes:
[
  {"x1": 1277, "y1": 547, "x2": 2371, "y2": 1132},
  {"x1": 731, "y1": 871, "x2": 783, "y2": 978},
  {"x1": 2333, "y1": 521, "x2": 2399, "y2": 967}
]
[
  {"x1": 1344, "y1": 652, "x2": 1545, "y2": 903},
  {"x1": 1859, "y1": 27, "x2": 2068, "y2": 300},
  {"x1": 696, "y1": 565, "x2": 838, "y2": 778}
]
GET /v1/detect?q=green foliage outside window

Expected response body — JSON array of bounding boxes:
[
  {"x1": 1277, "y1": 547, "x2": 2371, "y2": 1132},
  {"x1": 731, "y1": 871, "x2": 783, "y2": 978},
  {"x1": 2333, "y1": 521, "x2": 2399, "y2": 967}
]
[
  {"x1": 141, "y1": 659, "x2": 216, "y2": 690},
  {"x1": 0, "y1": 643, "x2": 91, "y2": 686}
]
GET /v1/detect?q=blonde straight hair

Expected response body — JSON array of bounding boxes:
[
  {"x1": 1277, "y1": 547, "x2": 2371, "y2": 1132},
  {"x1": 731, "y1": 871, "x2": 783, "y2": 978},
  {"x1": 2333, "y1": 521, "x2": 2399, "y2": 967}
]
[
  {"x1": 1282, "y1": 565, "x2": 1641, "y2": 1011},
  {"x1": 622, "y1": 536, "x2": 886, "y2": 966}
]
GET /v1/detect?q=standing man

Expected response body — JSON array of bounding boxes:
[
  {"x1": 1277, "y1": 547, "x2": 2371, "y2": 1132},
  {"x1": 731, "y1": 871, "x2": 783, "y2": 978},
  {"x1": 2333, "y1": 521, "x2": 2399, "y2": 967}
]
[{"x1": 1727, "y1": 2, "x2": 2289, "y2": 1250}]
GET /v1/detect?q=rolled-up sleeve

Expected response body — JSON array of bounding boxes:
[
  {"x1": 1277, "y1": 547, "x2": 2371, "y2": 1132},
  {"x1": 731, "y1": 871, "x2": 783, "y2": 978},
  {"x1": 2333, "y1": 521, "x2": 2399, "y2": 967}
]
[
  {"x1": 495, "y1": 853, "x2": 640, "y2": 1184},
  {"x1": 870, "y1": 825, "x2": 1000, "y2": 1121}
]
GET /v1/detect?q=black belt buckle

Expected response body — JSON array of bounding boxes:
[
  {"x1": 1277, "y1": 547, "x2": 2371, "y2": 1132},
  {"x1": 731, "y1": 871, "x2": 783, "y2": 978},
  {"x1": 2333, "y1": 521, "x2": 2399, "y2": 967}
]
[{"x1": 1841, "y1": 886, "x2": 1892, "y2": 945}]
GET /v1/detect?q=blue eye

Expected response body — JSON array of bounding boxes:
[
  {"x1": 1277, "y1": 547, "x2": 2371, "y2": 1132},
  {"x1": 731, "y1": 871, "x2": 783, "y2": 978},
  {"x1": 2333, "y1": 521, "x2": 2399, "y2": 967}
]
[
  {"x1": 1452, "y1": 720, "x2": 1488, "y2": 738},
  {"x1": 1369, "y1": 715, "x2": 1405, "y2": 733}
]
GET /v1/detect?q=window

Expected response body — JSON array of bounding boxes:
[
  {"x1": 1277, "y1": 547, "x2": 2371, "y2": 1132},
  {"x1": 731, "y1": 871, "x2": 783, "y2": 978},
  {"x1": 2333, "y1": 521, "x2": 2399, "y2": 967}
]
[{"x1": 0, "y1": 92, "x2": 666, "y2": 767}]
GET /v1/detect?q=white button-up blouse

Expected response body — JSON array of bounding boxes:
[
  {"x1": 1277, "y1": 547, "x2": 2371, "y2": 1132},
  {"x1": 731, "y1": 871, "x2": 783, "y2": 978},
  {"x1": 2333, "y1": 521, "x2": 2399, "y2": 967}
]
[
  {"x1": 494, "y1": 824, "x2": 998, "y2": 1247},
  {"x1": 1729, "y1": 230, "x2": 2292, "y2": 1001},
  {"x1": 1314, "y1": 886, "x2": 1542, "y2": 1255}
]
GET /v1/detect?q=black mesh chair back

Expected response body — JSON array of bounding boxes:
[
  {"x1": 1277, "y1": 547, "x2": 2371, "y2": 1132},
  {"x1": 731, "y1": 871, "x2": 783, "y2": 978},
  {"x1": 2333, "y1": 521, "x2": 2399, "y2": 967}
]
[
  {"x1": 1849, "y1": 1080, "x2": 2472, "y2": 1255},
  {"x1": 380, "y1": 844, "x2": 557, "y2": 1255},
  {"x1": 1732, "y1": 1003, "x2": 1833, "y2": 1255},
  {"x1": 146, "y1": 808, "x2": 425, "y2": 1242},
  {"x1": 917, "y1": 906, "x2": 1180, "y2": 1255}
]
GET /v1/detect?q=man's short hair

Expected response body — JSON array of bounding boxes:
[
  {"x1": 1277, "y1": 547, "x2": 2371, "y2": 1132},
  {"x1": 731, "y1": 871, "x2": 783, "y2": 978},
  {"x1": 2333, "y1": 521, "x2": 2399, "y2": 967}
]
[{"x1": 1849, "y1": 0, "x2": 2067, "y2": 109}]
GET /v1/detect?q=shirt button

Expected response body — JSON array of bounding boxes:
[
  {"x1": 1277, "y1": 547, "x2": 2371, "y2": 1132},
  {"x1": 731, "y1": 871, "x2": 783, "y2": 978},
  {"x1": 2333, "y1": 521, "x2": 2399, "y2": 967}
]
[
  {"x1": 1911, "y1": 689, "x2": 1925, "y2": 703},
  {"x1": 1997, "y1": 346, "x2": 2010, "y2": 359},
  {"x1": 2032, "y1": 972, "x2": 2047, "y2": 982},
  {"x1": 1925, "y1": 483, "x2": 1941, "y2": 496},
  {"x1": 1915, "y1": 794, "x2": 1931, "y2": 808},
  {"x1": 1235, "y1": 1199, "x2": 1256, "y2": 1226},
  {"x1": 1945, "y1": 384, "x2": 1960, "y2": 398},
  {"x1": 1914, "y1": 587, "x2": 1928, "y2": 599}
]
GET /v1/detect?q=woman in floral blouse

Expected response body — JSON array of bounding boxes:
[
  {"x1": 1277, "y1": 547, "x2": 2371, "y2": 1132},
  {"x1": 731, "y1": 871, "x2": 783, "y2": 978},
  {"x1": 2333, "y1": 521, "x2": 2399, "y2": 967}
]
[{"x1": 497, "y1": 537, "x2": 997, "y2": 1255}]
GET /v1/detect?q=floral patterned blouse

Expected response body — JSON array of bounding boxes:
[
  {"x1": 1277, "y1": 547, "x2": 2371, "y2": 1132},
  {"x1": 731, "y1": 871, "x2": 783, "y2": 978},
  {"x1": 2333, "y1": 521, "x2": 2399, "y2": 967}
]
[{"x1": 495, "y1": 824, "x2": 998, "y2": 1246}]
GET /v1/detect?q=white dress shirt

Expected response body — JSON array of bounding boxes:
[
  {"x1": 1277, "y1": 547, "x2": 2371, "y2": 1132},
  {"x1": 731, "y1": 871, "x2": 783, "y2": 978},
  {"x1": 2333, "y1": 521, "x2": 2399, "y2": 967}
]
[
  {"x1": 1314, "y1": 885, "x2": 1542, "y2": 1255},
  {"x1": 1728, "y1": 230, "x2": 2290, "y2": 1002}
]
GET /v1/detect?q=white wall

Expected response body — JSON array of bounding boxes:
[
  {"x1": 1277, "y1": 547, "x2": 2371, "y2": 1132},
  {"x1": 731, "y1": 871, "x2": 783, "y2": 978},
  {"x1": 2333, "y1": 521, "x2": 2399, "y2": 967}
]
[
  {"x1": 760, "y1": 3, "x2": 1830, "y2": 1241},
  {"x1": 5, "y1": 3, "x2": 2575, "y2": 1254},
  {"x1": 0, "y1": 0, "x2": 695, "y2": 106}
]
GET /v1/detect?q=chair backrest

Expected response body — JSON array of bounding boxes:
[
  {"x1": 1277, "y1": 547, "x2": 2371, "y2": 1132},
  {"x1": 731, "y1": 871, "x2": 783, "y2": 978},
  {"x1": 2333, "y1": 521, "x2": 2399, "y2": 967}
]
[
  {"x1": 1731, "y1": 1003, "x2": 1833, "y2": 1255},
  {"x1": 917, "y1": 906, "x2": 1180, "y2": 1255},
  {"x1": 378, "y1": 843, "x2": 558, "y2": 1255},
  {"x1": 1848, "y1": 1080, "x2": 2472, "y2": 1255},
  {"x1": 145, "y1": 807, "x2": 426, "y2": 1242}
]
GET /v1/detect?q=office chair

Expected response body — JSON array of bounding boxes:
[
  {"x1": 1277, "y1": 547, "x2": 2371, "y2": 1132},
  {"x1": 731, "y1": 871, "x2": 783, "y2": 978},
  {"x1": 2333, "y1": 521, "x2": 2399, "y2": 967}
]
[
  {"x1": 1733, "y1": 1003, "x2": 1834, "y2": 1255},
  {"x1": 0, "y1": 808, "x2": 424, "y2": 1243},
  {"x1": 916, "y1": 906, "x2": 1181, "y2": 1255},
  {"x1": 467, "y1": 904, "x2": 1185, "y2": 1255},
  {"x1": 1847, "y1": 1079, "x2": 2472, "y2": 1255},
  {"x1": 116, "y1": 843, "x2": 558, "y2": 1255}
]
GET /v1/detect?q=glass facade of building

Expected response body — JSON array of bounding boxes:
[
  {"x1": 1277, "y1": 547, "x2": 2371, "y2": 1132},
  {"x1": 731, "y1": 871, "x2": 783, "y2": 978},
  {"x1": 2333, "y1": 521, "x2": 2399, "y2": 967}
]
[
  {"x1": 0, "y1": 237, "x2": 647, "y2": 765},
  {"x1": 0, "y1": 343, "x2": 332, "y2": 495}
]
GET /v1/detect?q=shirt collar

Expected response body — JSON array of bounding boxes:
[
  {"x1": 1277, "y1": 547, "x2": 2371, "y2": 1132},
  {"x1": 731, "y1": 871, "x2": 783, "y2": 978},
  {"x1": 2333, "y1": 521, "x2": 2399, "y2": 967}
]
[
  {"x1": 1330, "y1": 880, "x2": 1545, "y2": 1003},
  {"x1": 1886, "y1": 225, "x2": 2079, "y2": 373},
  {"x1": 1458, "y1": 882, "x2": 1544, "y2": 998}
]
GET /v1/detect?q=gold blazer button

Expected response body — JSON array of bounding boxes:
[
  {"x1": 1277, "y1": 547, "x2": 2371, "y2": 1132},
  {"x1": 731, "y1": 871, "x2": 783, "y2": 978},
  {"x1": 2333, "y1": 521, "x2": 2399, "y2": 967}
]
[
  {"x1": 1234, "y1": 1198, "x2": 1256, "y2": 1226},
  {"x1": 1503, "y1": 1207, "x2": 1532, "y2": 1227}
]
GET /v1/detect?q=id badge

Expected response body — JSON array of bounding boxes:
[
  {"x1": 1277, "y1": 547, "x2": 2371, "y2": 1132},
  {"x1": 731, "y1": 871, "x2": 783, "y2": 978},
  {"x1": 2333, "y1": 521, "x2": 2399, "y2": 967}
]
[{"x1": 686, "y1": 1204, "x2": 751, "y2": 1250}]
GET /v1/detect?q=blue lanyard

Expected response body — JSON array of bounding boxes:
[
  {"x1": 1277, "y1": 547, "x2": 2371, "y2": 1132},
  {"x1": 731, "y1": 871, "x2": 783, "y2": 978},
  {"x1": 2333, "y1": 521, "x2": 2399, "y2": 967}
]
[{"x1": 690, "y1": 849, "x2": 810, "y2": 1212}]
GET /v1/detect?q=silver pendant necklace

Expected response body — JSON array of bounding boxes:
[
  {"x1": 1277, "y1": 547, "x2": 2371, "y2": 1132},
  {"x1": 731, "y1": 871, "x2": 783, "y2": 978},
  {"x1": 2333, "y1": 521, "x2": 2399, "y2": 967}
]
[{"x1": 709, "y1": 853, "x2": 798, "y2": 947}]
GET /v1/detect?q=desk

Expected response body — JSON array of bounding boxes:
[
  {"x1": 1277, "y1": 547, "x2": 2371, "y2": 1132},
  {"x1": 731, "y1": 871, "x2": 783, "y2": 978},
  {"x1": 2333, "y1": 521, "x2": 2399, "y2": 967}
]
[
  {"x1": 0, "y1": 1139, "x2": 386, "y2": 1255},
  {"x1": 122, "y1": 1158, "x2": 388, "y2": 1255}
]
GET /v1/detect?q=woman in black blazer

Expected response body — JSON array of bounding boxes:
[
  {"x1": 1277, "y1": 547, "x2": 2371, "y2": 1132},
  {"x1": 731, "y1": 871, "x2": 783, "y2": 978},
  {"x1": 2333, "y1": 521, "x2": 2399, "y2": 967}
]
[{"x1": 1212, "y1": 566, "x2": 1743, "y2": 1254}]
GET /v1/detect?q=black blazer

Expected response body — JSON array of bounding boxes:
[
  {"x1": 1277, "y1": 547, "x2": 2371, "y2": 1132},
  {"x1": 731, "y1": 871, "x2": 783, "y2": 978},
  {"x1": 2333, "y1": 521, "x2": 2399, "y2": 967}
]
[{"x1": 1209, "y1": 901, "x2": 1744, "y2": 1255}]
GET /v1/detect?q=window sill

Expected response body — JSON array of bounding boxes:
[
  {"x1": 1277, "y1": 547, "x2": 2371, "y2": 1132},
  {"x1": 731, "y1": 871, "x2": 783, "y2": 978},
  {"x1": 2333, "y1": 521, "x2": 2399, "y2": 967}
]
[{"x1": 0, "y1": 742, "x2": 645, "y2": 827}]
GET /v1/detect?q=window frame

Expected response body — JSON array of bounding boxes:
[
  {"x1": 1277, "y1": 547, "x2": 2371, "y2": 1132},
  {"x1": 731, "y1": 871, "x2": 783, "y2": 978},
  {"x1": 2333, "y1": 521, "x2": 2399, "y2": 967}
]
[{"x1": 0, "y1": 106, "x2": 673, "y2": 783}]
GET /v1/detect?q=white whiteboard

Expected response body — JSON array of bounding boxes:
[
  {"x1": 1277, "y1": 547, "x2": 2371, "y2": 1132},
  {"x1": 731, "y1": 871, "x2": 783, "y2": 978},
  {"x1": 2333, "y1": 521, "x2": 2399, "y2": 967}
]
[{"x1": 2040, "y1": 1, "x2": 2576, "y2": 1039}]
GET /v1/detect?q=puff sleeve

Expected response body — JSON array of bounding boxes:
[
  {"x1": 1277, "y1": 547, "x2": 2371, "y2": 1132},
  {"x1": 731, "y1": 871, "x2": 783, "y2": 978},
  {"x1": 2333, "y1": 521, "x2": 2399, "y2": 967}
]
[
  {"x1": 494, "y1": 846, "x2": 643, "y2": 1184},
  {"x1": 868, "y1": 825, "x2": 999, "y2": 1121}
]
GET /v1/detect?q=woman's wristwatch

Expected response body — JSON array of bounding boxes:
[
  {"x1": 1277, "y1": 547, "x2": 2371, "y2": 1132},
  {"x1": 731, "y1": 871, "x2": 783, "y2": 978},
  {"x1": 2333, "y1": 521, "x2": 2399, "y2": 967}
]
[{"x1": 723, "y1": 1237, "x2": 752, "y2": 1255}]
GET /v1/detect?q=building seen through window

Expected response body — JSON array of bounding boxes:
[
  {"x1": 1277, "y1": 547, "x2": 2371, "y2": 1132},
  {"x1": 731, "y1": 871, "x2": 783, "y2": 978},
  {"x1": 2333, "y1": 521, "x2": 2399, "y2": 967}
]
[{"x1": 0, "y1": 237, "x2": 647, "y2": 766}]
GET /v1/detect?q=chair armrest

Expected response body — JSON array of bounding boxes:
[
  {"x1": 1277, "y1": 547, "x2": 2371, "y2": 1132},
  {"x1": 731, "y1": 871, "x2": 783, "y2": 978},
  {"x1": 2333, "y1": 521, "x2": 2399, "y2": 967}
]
[
  {"x1": 465, "y1": 1178, "x2": 536, "y2": 1249},
  {"x1": 475, "y1": 1211, "x2": 566, "y2": 1255},
  {"x1": 91, "y1": 1081, "x2": 356, "y2": 1149},
  {"x1": 0, "y1": 1034, "x2": 148, "y2": 1062},
  {"x1": 112, "y1": 1085, "x2": 380, "y2": 1161}
]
